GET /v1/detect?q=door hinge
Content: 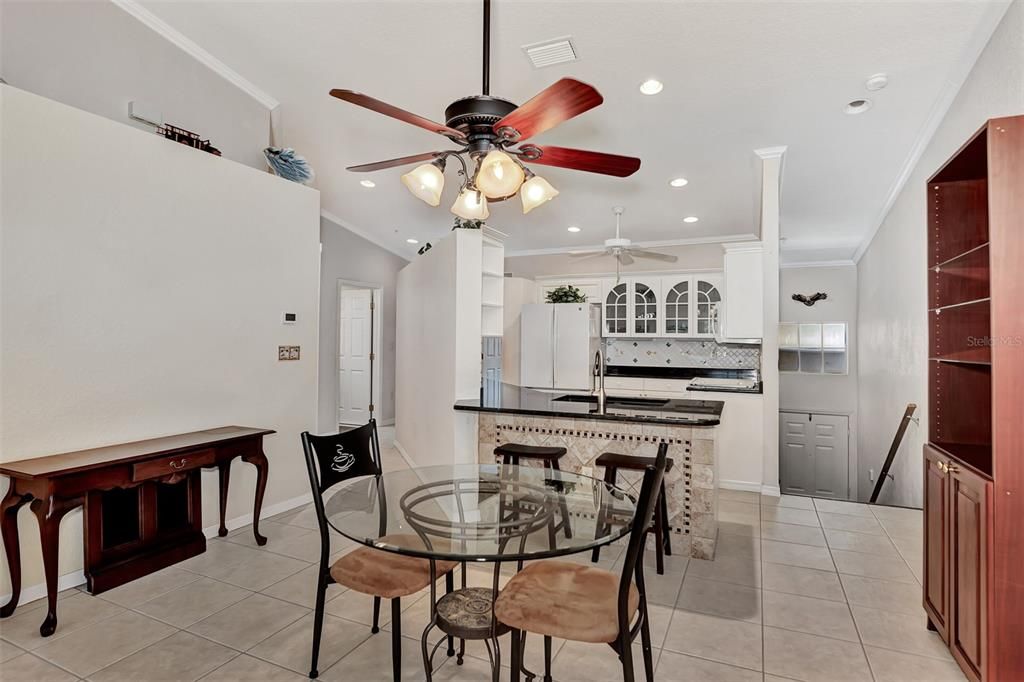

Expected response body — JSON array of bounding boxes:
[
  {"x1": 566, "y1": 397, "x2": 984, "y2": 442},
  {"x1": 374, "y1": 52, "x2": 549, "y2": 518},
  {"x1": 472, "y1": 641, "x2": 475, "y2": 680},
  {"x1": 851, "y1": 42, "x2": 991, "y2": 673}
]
[
  {"x1": 369, "y1": 352, "x2": 376, "y2": 361},
  {"x1": 368, "y1": 403, "x2": 375, "y2": 412},
  {"x1": 369, "y1": 299, "x2": 375, "y2": 311}
]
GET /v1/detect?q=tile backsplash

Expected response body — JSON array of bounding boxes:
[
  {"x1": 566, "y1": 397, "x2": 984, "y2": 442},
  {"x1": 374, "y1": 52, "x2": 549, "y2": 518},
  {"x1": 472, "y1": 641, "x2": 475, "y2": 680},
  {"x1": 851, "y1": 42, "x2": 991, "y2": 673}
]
[{"x1": 606, "y1": 338, "x2": 761, "y2": 370}]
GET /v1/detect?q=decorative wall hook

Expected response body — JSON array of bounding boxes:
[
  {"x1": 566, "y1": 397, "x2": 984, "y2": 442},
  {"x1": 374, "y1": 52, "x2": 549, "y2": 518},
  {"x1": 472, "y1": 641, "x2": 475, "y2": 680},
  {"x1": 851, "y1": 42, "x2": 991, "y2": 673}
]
[{"x1": 792, "y1": 292, "x2": 827, "y2": 306}]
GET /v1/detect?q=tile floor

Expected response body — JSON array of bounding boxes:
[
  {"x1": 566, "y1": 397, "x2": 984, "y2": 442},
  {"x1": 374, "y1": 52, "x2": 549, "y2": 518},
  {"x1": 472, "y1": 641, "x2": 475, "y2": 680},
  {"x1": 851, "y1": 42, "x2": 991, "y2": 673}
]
[{"x1": 0, "y1": 432, "x2": 962, "y2": 681}]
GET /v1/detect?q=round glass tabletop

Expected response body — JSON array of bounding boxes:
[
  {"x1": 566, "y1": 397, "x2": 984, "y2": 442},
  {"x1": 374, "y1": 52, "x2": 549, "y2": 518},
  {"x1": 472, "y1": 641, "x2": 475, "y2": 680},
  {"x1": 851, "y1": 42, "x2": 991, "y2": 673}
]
[{"x1": 323, "y1": 463, "x2": 637, "y2": 562}]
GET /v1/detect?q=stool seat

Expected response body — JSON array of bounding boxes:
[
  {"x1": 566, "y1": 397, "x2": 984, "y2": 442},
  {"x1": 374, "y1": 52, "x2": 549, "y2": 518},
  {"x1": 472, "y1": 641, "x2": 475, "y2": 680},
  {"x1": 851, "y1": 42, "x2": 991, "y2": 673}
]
[
  {"x1": 494, "y1": 443, "x2": 567, "y2": 460},
  {"x1": 595, "y1": 452, "x2": 675, "y2": 472}
]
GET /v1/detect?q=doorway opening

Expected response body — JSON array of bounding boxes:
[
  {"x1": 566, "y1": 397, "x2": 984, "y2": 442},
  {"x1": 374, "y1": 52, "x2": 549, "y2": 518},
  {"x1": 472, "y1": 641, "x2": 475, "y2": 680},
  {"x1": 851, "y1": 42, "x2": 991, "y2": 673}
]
[{"x1": 337, "y1": 280, "x2": 383, "y2": 427}]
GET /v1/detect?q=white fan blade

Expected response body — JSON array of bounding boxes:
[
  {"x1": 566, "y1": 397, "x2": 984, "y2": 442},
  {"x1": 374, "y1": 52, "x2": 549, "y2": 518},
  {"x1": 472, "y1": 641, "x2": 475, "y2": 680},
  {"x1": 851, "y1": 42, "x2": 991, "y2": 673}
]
[
  {"x1": 617, "y1": 252, "x2": 634, "y2": 265},
  {"x1": 569, "y1": 251, "x2": 609, "y2": 260},
  {"x1": 628, "y1": 248, "x2": 678, "y2": 263}
]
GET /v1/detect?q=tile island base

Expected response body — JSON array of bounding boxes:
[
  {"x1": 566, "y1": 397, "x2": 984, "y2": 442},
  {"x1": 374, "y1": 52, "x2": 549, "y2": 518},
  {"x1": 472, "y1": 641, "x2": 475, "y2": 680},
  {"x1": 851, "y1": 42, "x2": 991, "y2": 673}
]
[{"x1": 475, "y1": 413, "x2": 719, "y2": 559}]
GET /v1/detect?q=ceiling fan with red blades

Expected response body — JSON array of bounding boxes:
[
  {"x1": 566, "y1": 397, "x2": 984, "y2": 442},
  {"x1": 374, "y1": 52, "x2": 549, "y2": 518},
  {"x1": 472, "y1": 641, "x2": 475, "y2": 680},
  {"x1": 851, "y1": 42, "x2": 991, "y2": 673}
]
[{"x1": 329, "y1": 0, "x2": 641, "y2": 220}]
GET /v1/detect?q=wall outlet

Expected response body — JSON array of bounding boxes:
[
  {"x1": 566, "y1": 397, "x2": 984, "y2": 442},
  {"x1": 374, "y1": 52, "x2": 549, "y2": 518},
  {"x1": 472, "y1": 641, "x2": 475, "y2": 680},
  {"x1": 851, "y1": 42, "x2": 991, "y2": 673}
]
[
  {"x1": 278, "y1": 345, "x2": 300, "y2": 361},
  {"x1": 282, "y1": 312, "x2": 297, "y2": 324}
]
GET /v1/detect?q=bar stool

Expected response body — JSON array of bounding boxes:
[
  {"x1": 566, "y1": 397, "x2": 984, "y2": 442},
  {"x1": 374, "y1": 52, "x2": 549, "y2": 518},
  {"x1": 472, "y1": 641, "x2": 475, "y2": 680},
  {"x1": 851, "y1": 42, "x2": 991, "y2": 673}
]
[
  {"x1": 591, "y1": 451, "x2": 675, "y2": 575},
  {"x1": 494, "y1": 443, "x2": 573, "y2": 544}
]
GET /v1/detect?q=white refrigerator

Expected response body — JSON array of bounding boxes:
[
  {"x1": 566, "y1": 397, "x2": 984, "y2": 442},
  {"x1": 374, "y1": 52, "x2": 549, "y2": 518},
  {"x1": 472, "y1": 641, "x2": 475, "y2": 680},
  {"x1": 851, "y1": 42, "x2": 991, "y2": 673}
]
[{"x1": 520, "y1": 303, "x2": 602, "y2": 390}]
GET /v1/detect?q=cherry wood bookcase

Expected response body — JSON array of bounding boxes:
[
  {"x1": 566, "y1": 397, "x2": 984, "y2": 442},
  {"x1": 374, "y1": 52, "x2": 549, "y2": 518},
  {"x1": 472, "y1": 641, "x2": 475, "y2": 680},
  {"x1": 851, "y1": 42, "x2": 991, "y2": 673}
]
[{"x1": 923, "y1": 115, "x2": 1023, "y2": 682}]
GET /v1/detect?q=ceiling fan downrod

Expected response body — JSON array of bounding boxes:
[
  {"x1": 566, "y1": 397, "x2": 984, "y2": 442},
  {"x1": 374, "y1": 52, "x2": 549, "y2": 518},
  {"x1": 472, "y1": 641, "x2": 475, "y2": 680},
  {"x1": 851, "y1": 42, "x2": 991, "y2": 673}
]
[{"x1": 482, "y1": 0, "x2": 491, "y2": 96}]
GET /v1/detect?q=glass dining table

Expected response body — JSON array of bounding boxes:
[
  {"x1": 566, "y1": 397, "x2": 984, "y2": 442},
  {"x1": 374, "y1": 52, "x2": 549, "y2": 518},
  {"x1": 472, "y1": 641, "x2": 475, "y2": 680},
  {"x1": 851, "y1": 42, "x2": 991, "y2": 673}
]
[{"x1": 323, "y1": 462, "x2": 637, "y2": 681}]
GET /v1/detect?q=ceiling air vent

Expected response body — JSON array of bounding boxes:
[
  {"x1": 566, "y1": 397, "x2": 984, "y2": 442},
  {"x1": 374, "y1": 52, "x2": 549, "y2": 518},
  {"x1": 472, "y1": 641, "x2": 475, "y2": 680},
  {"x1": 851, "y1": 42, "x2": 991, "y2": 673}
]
[{"x1": 522, "y1": 37, "x2": 577, "y2": 69}]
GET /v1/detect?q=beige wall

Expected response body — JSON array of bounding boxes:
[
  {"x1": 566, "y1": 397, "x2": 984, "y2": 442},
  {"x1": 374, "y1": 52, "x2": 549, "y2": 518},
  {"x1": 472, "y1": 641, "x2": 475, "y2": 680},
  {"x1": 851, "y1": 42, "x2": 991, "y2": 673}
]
[
  {"x1": 0, "y1": 0, "x2": 270, "y2": 170},
  {"x1": 0, "y1": 86, "x2": 320, "y2": 598},
  {"x1": 857, "y1": 0, "x2": 1023, "y2": 507},
  {"x1": 318, "y1": 216, "x2": 408, "y2": 431}
]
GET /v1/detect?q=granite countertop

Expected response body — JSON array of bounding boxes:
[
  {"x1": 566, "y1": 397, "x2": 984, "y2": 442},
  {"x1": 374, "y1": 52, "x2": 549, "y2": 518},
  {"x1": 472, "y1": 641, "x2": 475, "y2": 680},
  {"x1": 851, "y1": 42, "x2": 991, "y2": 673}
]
[{"x1": 454, "y1": 383, "x2": 723, "y2": 426}]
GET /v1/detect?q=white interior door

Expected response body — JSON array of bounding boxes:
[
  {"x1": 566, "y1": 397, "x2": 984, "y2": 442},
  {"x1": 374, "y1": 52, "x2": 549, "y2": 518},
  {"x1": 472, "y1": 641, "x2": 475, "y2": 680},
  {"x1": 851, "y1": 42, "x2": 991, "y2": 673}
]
[{"x1": 338, "y1": 287, "x2": 373, "y2": 425}]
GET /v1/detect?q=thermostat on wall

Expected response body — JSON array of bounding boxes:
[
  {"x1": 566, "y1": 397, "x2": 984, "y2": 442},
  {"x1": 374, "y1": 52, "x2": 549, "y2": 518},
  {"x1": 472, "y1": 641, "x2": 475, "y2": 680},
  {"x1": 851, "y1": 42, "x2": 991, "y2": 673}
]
[{"x1": 282, "y1": 312, "x2": 297, "y2": 324}]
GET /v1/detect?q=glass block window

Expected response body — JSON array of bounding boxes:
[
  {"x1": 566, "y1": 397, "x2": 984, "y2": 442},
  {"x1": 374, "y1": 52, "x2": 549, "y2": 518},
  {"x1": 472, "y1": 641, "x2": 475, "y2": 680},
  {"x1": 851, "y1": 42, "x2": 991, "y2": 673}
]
[
  {"x1": 695, "y1": 279, "x2": 721, "y2": 334},
  {"x1": 665, "y1": 280, "x2": 689, "y2": 335},
  {"x1": 779, "y1": 322, "x2": 848, "y2": 374},
  {"x1": 633, "y1": 282, "x2": 658, "y2": 334},
  {"x1": 604, "y1": 283, "x2": 628, "y2": 335}
]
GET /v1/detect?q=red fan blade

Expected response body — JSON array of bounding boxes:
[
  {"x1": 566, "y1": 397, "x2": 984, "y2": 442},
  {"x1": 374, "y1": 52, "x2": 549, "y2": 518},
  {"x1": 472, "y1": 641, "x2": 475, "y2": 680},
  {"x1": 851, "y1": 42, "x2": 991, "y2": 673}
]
[
  {"x1": 347, "y1": 152, "x2": 441, "y2": 172},
  {"x1": 493, "y1": 78, "x2": 603, "y2": 142},
  {"x1": 330, "y1": 89, "x2": 466, "y2": 142},
  {"x1": 524, "y1": 145, "x2": 641, "y2": 177}
]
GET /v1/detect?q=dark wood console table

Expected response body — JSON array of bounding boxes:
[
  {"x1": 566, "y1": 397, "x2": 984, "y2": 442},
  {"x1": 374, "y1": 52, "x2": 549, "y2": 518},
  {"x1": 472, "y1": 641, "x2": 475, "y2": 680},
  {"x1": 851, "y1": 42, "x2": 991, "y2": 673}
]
[{"x1": 0, "y1": 425, "x2": 273, "y2": 637}]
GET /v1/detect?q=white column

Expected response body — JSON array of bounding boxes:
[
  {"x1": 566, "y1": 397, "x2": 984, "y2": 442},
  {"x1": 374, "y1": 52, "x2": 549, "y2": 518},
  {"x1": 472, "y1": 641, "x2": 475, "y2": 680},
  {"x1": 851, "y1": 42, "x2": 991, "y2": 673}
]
[{"x1": 755, "y1": 146, "x2": 786, "y2": 497}]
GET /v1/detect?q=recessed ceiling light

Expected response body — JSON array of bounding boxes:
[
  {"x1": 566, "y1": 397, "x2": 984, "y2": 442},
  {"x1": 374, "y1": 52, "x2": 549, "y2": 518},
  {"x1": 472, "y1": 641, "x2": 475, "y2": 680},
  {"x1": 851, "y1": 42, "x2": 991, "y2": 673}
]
[
  {"x1": 845, "y1": 99, "x2": 872, "y2": 115},
  {"x1": 669, "y1": 177, "x2": 688, "y2": 187},
  {"x1": 360, "y1": 180, "x2": 376, "y2": 188},
  {"x1": 406, "y1": 238, "x2": 419, "y2": 244},
  {"x1": 567, "y1": 226, "x2": 581, "y2": 233},
  {"x1": 683, "y1": 216, "x2": 699, "y2": 223},
  {"x1": 639, "y1": 79, "x2": 663, "y2": 95},
  {"x1": 865, "y1": 73, "x2": 888, "y2": 91}
]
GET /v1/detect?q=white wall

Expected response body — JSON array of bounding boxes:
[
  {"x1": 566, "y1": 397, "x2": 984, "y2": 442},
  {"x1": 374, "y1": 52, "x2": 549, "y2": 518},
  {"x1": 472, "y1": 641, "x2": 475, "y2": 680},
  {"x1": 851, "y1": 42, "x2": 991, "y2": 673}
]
[
  {"x1": 0, "y1": 0, "x2": 270, "y2": 170},
  {"x1": 857, "y1": 0, "x2": 1023, "y2": 507},
  {"x1": 504, "y1": 242, "x2": 726, "y2": 279},
  {"x1": 318, "y1": 216, "x2": 408, "y2": 431},
  {"x1": 501, "y1": 277, "x2": 537, "y2": 386},
  {"x1": 780, "y1": 264, "x2": 860, "y2": 499},
  {"x1": 0, "y1": 86, "x2": 320, "y2": 598},
  {"x1": 394, "y1": 230, "x2": 482, "y2": 467}
]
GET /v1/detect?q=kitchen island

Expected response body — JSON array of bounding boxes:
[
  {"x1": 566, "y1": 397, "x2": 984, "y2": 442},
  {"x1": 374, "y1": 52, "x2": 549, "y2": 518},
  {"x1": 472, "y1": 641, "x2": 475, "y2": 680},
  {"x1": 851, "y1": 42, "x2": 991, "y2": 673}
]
[{"x1": 454, "y1": 384, "x2": 724, "y2": 559}]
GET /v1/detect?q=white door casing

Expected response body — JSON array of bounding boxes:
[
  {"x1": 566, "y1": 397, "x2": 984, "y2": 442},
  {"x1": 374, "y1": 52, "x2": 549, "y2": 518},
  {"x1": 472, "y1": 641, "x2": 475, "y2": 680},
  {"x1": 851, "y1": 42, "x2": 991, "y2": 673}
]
[{"x1": 338, "y1": 286, "x2": 379, "y2": 426}]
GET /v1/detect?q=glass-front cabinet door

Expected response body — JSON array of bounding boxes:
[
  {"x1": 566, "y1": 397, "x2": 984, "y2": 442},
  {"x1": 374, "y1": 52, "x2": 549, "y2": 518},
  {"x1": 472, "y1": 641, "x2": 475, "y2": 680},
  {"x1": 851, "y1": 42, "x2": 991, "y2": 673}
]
[
  {"x1": 694, "y1": 275, "x2": 722, "y2": 337},
  {"x1": 631, "y1": 279, "x2": 659, "y2": 336},
  {"x1": 603, "y1": 281, "x2": 629, "y2": 336},
  {"x1": 663, "y1": 279, "x2": 690, "y2": 336}
]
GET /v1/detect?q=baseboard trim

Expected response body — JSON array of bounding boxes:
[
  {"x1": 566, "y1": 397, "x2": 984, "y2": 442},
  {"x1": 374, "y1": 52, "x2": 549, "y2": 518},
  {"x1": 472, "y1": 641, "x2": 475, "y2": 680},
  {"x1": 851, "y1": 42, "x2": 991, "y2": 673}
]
[
  {"x1": 392, "y1": 439, "x2": 417, "y2": 470},
  {"x1": 0, "y1": 492, "x2": 313, "y2": 607},
  {"x1": 719, "y1": 479, "x2": 764, "y2": 493},
  {"x1": 760, "y1": 484, "x2": 782, "y2": 498}
]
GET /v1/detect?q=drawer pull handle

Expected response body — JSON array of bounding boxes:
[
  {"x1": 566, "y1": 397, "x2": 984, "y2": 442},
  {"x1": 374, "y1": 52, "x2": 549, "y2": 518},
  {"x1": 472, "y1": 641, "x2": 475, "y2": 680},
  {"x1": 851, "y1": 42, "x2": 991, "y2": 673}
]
[{"x1": 169, "y1": 459, "x2": 188, "y2": 470}]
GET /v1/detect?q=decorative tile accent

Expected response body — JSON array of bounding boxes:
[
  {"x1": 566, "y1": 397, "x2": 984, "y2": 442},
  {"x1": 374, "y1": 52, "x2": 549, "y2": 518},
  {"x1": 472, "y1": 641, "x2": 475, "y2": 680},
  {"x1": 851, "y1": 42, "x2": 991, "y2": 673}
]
[
  {"x1": 476, "y1": 413, "x2": 717, "y2": 559},
  {"x1": 606, "y1": 338, "x2": 761, "y2": 369}
]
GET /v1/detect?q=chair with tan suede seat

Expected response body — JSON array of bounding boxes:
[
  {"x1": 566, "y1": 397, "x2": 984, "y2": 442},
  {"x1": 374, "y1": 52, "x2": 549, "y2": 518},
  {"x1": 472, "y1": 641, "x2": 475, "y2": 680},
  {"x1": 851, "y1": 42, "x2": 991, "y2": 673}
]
[
  {"x1": 301, "y1": 421, "x2": 457, "y2": 680},
  {"x1": 495, "y1": 442, "x2": 669, "y2": 682}
]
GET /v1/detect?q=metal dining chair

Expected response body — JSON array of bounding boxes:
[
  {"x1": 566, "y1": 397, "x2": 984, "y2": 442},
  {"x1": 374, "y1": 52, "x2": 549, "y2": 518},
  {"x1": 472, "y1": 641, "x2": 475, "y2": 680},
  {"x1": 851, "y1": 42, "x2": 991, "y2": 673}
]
[
  {"x1": 300, "y1": 421, "x2": 457, "y2": 680},
  {"x1": 494, "y1": 442, "x2": 668, "y2": 682}
]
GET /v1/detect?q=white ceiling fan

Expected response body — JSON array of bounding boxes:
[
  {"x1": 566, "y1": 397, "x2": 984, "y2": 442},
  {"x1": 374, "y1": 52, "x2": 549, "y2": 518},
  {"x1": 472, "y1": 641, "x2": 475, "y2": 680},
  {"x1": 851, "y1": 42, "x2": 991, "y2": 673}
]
[{"x1": 569, "y1": 206, "x2": 679, "y2": 266}]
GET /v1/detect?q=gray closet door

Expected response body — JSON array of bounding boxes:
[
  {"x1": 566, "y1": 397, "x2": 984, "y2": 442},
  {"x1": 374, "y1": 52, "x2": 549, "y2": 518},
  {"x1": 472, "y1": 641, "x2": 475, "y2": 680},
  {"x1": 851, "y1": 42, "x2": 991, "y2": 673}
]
[{"x1": 779, "y1": 412, "x2": 849, "y2": 499}]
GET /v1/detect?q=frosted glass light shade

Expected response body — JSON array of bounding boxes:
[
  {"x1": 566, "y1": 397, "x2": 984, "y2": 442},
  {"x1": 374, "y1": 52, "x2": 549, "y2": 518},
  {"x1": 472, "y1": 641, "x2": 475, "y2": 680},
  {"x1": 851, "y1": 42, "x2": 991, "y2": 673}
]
[
  {"x1": 451, "y1": 188, "x2": 490, "y2": 220},
  {"x1": 520, "y1": 175, "x2": 559, "y2": 213},
  {"x1": 474, "y1": 150, "x2": 525, "y2": 198},
  {"x1": 401, "y1": 163, "x2": 445, "y2": 206}
]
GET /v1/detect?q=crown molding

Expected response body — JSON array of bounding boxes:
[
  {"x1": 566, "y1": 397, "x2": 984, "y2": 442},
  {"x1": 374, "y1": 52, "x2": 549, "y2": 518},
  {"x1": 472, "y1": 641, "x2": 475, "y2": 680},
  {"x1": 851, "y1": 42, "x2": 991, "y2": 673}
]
[
  {"x1": 320, "y1": 210, "x2": 411, "y2": 261},
  {"x1": 112, "y1": 0, "x2": 279, "y2": 110},
  {"x1": 505, "y1": 233, "x2": 757, "y2": 258},
  {"x1": 852, "y1": 1, "x2": 1011, "y2": 263}
]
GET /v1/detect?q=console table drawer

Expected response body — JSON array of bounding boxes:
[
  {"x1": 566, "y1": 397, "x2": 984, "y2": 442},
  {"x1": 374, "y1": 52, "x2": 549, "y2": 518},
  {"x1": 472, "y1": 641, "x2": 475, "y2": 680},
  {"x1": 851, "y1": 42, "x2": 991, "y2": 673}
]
[{"x1": 132, "y1": 449, "x2": 215, "y2": 482}]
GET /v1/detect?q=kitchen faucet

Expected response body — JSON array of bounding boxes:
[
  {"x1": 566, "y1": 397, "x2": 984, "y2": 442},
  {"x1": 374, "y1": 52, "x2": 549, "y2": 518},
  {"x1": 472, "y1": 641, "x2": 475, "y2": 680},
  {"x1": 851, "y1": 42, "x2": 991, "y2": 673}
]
[{"x1": 594, "y1": 349, "x2": 607, "y2": 413}]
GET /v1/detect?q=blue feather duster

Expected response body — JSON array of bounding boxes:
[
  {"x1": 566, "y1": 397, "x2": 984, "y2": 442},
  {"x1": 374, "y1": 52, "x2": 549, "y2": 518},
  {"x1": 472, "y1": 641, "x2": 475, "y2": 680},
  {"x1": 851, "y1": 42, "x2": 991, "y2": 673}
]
[{"x1": 264, "y1": 147, "x2": 315, "y2": 184}]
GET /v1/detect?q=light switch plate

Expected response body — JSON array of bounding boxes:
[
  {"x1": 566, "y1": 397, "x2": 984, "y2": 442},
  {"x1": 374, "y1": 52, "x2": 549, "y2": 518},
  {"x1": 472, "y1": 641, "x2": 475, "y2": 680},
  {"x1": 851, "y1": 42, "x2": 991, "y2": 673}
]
[{"x1": 278, "y1": 345, "x2": 300, "y2": 361}]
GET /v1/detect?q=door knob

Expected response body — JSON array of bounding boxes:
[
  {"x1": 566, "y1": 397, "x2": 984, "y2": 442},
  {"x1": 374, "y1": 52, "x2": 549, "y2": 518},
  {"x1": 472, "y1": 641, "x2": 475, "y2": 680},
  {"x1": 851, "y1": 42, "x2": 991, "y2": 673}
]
[{"x1": 946, "y1": 462, "x2": 960, "y2": 474}]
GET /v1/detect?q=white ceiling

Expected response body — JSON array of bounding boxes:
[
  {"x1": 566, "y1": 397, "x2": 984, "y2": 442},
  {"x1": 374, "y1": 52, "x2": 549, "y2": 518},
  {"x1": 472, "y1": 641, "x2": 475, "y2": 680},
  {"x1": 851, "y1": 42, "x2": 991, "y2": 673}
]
[{"x1": 139, "y1": 0, "x2": 1009, "y2": 261}]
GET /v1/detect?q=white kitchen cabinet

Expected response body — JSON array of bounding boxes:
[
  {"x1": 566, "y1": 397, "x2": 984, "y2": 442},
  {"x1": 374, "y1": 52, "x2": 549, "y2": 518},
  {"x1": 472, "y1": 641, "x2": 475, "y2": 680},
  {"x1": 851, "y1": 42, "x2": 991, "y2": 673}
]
[
  {"x1": 659, "y1": 274, "x2": 722, "y2": 339},
  {"x1": 630, "y1": 277, "x2": 661, "y2": 337},
  {"x1": 720, "y1": 242, "x2": 764, "y2": 340},
  {"x1": 602, "y1": 280, "x2": 630, "y2": 337}
]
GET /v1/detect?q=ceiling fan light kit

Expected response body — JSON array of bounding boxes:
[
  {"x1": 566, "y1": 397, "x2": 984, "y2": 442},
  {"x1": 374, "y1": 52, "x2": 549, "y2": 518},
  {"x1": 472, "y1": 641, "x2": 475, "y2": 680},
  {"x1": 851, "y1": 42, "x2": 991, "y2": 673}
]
[
  {"x1": 330, "y1": 0, "x2": 640, "y2": 222},
  {"x1": 451, "y1": 187, "x2": 490, "y2": 220}
]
